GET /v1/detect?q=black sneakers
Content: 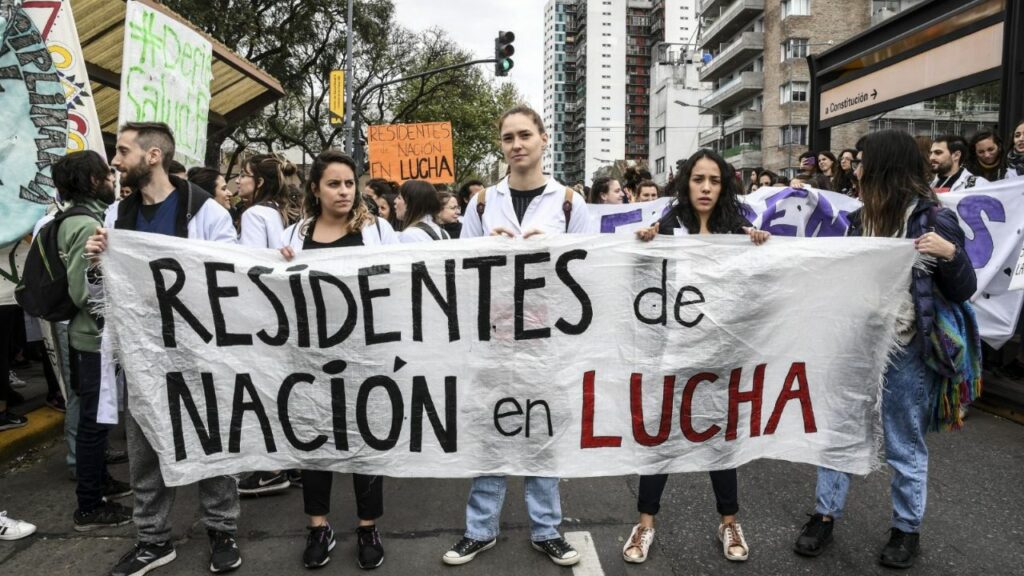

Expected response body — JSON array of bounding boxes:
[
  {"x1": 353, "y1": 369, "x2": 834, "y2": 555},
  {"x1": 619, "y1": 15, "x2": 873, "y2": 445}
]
[
  {"x1": 106, "y1": 448, "x2": 129, "y2": 465},
  {"x1": 208, "y1": 530, "x2": 242, "y2": 573},
  {"x1": 794, "y1": 514, "x2": 834, "y2": 557},
  {"x1": 237, "y1": 471, "x2": 290, "y2": 496},
  {"x1": 531, "y1": 537, "x2": 581, "y2": 566},
  {"x1": 357, "y1": 525, "x2": 384, "y2": 569},
  {"x1": 442, "y1": 537, "x2": 496, "y2": 565},
  {"x1": 879, "y1": 528, "x2": 920, "y2": 568},
  {"x1": 73, "y1": 500, "x2": 133, "y2": 532},
  {"x1": 110, "y1": 541, "x2": 176, "y2": 576},
  {"x1": 303, "y1": 524, "x2": 336, "y2": 568},
  {"x1": 0, "y1": 410, "x2": 27, "y2": 432},
  {"x1": 103, "y1": 476, "x2": 133, "y2": 499}
]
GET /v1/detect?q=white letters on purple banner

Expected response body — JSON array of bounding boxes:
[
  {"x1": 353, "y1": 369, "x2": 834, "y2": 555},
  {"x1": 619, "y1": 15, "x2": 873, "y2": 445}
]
[{"x1": 593, "y1": 181, "x2": 1024, "y2": 347}]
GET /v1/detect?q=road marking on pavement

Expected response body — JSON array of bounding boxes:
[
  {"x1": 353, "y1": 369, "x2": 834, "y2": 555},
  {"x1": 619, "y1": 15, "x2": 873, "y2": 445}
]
[{"x1": 565, "y1": 531, "x2": 605, "y2": 576}]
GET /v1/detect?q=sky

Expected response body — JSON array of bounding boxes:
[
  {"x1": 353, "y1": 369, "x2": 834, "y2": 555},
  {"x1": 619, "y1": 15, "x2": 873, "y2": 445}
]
[{"x1": 390, "y1": 0, "x2": 547, "y2": 111}]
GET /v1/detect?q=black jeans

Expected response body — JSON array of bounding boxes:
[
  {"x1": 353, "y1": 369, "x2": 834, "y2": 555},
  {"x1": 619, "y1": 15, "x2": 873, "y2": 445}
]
[
  {"x1": 301, "y1": 471, "x2": 383, "y2": 520},
  {"x1": 0, "y1": 305, "x2": 18, "y2": 405},
  {"x1": 637, "y1": 470, "x2": 739, "y2": 516},
  {"x1": 72, "y1": 348, "x2": 112, "y2": 512}
]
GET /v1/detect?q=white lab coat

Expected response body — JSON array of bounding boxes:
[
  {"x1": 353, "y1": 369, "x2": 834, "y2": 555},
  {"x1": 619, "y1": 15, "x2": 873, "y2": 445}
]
[
  {"x1": 398, "y1": 214, "x2": 448, "y2": 243},
  {"x1": 930, "y1": 168, "x2": 990, "y2": 192},
  {"x1": 239, "y1": 204, "x2": 287, "y2": 249},
  {"x1": 460, "y1": 176, "x2": 591, "y2": 238},
  {"x1": 281, "y1": 216, "x2": 399, "y2": 251}
]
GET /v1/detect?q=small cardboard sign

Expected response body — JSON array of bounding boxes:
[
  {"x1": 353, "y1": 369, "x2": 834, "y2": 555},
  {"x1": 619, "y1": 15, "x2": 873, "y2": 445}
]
[{"x1": 368, "y1": 121, "x2": 455, "y2": 184}]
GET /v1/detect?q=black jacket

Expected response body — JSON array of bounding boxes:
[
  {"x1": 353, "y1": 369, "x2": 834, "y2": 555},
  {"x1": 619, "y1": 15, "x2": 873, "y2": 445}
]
[{"x1": 114, "y1": 176, "x2": 213, "y2": 237}]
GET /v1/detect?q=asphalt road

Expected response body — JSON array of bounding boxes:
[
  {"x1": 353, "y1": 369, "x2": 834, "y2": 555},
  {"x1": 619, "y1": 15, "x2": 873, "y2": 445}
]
[{"x1": 1, "y1": 408, "x2": 1022, "y2": 576}]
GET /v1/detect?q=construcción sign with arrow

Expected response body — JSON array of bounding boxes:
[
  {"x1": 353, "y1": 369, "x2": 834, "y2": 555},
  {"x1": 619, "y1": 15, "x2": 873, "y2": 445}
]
[{"x1": 817, "y1": 23, "x2": 1002, "y2": 127}]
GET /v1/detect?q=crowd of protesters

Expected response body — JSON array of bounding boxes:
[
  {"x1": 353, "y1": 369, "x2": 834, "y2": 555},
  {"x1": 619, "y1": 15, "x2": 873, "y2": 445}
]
[{"x1": 4, "y1": 107, "x2": 1023, "y2": 575}]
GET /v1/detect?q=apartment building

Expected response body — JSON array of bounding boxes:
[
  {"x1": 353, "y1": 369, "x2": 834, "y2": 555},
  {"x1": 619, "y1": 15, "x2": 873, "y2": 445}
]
[
  {"x1": 695, "y1": 1, "x2": 964, "y2": 178},
  {"x1": 542, "y1": 0, "x2": 572, "y2": 178},
  {"x1": 647, "y1": 0, "x2": 710, "y2": 185},
  {"x1": 548, "y1": 0, "x2": 705, "y2": 185}
]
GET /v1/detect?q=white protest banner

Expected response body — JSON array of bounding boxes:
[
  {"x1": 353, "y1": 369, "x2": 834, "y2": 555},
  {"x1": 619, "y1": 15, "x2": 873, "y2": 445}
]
[
  {"x1": 24, "y1": 0, "x2": 106, "y2": 157},
  {"x1": 102, "y1": 230, "x2": 917, "y2": 486},
  {"x1": 596, "y1": 182, "x2": 1024, "y2": 346},
  {"x1": 119, "y1": 0, "x2": 212, "y2": 167}
]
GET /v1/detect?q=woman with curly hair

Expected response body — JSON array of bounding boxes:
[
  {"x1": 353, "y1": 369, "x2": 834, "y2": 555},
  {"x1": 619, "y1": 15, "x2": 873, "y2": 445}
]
[{"x1": 626, "y1": 149, "x2": 769, "y2": 565}]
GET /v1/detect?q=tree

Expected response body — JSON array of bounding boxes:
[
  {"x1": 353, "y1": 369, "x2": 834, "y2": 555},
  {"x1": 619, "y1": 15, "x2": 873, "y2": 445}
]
[
  {"x1": 163, "y1": 0, "x2": 521, "y2": 182},
  {"x1": 388, "y1": 28, "x2": 524, "y2": 182}
]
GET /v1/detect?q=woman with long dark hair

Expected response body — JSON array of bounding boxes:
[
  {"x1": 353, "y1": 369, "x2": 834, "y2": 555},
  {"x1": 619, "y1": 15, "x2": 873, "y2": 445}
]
[
  {"x1": 625, "y1": 149, "x2": 769, "y2": 565},
  {"x1": 967, "y1": 131, "x2": 1009, "y2": 181},
  {"x1": 794, "y1": 130, "x2": 976, "y2": 569},
  {"x1": 397, "y1": 179, "x2": 448, "y2": 241},
  {"x1": 279, "y1": 150, "x2": 398, "y2": 570}
]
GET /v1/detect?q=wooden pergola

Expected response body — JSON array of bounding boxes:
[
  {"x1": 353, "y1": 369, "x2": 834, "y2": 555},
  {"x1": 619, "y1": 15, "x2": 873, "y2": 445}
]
[{"x1": 69, "y1": 0, "x2": 285, "y2": 148}]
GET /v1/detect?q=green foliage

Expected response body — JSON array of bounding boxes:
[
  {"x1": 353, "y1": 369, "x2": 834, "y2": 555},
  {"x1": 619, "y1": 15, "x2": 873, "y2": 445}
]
[{"x1": 161, "y1": 0, "x2": 521, "y2": 180}]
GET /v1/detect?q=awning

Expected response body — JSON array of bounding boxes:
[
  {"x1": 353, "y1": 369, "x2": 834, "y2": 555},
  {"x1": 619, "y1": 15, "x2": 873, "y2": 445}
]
[{"x1": 69, "y1": 0, "x2": 284, "y2": 137}]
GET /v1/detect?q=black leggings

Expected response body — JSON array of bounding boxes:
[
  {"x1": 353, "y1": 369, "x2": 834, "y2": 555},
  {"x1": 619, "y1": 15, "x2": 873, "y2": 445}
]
[
  {"x1": 301, "y1": 471, "x2": 383, "y2": 520},
  {"x1": 637, "y1": 470, "x2": 739, "y2": 516}
]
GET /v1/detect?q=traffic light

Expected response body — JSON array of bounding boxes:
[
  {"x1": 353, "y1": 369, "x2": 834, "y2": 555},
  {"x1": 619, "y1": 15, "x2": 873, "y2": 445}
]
[{"x1": 494, "y1": 31, "x2": 515, "y2": 77}]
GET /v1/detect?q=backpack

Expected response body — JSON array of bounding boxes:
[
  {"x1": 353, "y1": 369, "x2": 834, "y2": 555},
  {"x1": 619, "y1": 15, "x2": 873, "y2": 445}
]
[
  {"x1": 476, "y1": 186, "x2": 575, "y2": 232},
  {"x1": 413, "y1": 221, "x2": 450, "y2": 241},
  {"x1": 15, "y1": 206, "x2": 102, "y2": 322}
]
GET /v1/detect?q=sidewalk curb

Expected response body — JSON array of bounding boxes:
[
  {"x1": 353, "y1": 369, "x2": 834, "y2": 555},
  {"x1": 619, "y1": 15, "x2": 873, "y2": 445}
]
[{"x1": 0, "y1": 407, "x2": 64, "y2": 464}]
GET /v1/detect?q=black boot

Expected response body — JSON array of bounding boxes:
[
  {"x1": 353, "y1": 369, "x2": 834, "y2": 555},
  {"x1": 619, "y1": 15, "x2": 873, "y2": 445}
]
[
  {"x1": 794, "y1": 513, "x2": 834, "y2": 557},
  {"x1": 879, "y1": 528, "x2": 919, "y2": 568}
]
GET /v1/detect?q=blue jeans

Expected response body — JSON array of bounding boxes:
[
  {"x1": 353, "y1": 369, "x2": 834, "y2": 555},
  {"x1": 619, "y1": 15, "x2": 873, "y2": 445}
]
[
  {"x1": 815, "y1": 340, "x2": 936, "y2": 533},
  {"x1": 465, "y1": 476, "x2": 562, "y2": 542}
]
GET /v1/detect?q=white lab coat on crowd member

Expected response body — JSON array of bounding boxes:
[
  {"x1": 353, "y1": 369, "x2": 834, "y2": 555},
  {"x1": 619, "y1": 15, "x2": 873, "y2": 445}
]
[
  {"x1": 240, "y1": 204, "x2": 287, "y2": 248},
  {"x1": 280, "y1": 215, "x2": 399, "y2": 252},
  {"x1": 930, "y1": 167, "x2": 990, "y2": 192},
  {"x1": 399, "y1": 214, "x2": 449, "y2": 243},
  {"x1": 460, "y1": 176, "x2": 591, "y2": 238}
]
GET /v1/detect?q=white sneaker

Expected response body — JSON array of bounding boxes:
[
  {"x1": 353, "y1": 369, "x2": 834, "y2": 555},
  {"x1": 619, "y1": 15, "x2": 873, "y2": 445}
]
[
  {"x1": 718, "y1": 521, "x2": 749, "y2": 561},
  {"x1": 8, "y1": 371, "x2": 27, "y2": 389},
  {"x1": 622, "y1": 523, "x2": 655, "y2": 563},
  {"x1": 0, "y1": 511, "x2": 37, "y2": 540}
]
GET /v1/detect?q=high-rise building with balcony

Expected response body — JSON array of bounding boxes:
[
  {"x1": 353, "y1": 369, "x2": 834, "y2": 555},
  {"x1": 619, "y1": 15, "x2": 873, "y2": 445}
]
[
  {"x1": 695, "y1": 1, "x2": 946, "y2": 178},
  {"x1": 647, "y1": 0, "x2": 710, "y2": 185},
  {"x1": 543, "y1": 0, "x2": 572, "y2": 179},
  {"x1": 552, "y1": 0, "x2": 706, "y2": 185}
]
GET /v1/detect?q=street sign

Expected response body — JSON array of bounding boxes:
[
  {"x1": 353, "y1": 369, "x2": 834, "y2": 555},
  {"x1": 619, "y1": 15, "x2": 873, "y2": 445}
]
[
  {"x1": 818, "y1": 23, "x2": 1003, "y2": 127},
  {"x1": 330, "y1": 70, "x2": 344, "y2": 125}
]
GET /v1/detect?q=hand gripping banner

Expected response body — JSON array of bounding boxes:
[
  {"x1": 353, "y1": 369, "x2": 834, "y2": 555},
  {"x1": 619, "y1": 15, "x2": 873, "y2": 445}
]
[{"x1": 100, "y1": 230, "x2": 918, "y2": 486}]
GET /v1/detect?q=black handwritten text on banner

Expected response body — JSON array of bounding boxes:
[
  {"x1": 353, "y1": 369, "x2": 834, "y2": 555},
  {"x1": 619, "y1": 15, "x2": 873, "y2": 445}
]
[{"x1": 101, "y1": 232, "x2": 917, "y2": 486}]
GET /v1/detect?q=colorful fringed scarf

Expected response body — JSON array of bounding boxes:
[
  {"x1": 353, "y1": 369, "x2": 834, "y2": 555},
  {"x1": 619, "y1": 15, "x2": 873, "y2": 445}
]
[{"x1": 923, "y1": 293, "x2": 983, "y2": 431}]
